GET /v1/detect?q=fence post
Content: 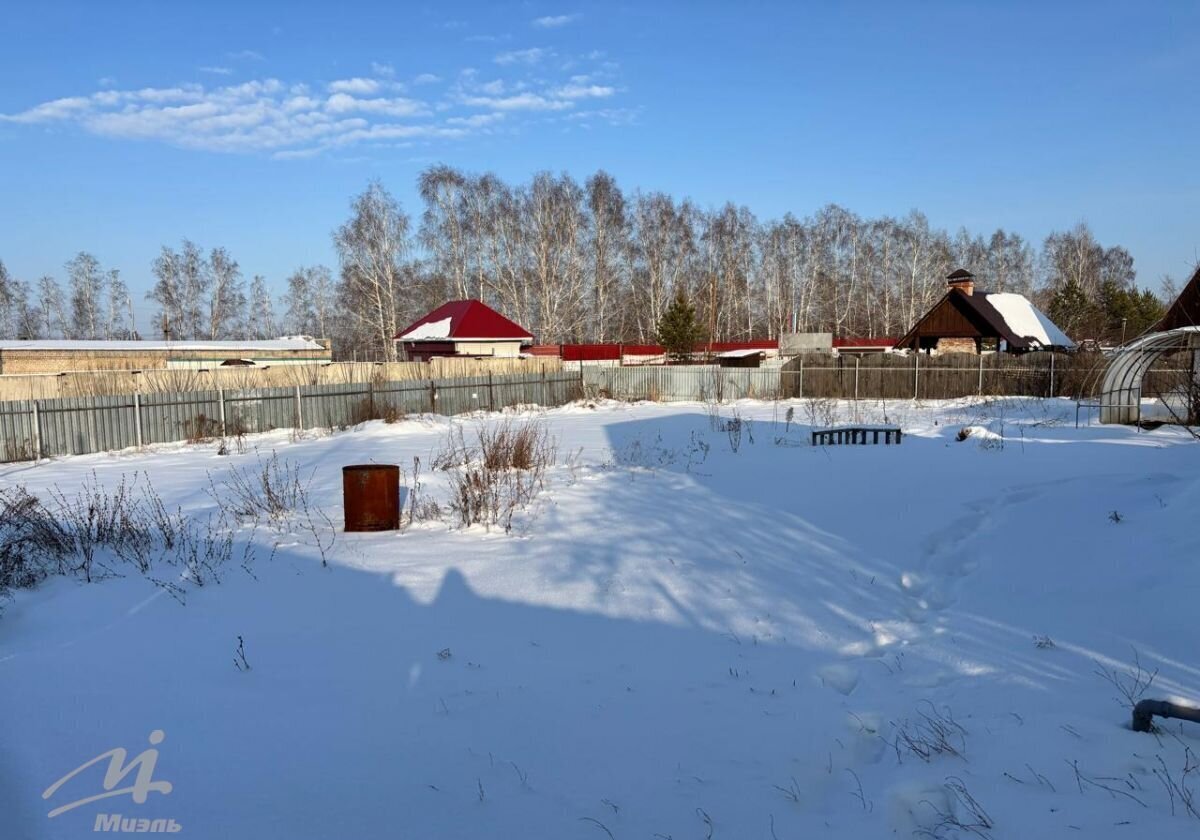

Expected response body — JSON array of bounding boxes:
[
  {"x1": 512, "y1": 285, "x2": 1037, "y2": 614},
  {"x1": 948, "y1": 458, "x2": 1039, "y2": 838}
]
[
  {"x1": 854, "y1": 356, "x2": 860, "y2": 401},
  {"x1": 799, "y1": 356, "x2": 804, "y2": 398},
  {"x1": 429, "y1": 379, "x2": 437, "y2": 414},
  {"x1": 1049, "y1": 352, "x2": 1056, "y2": 398},
  {"x1": 541, "y1": 364, "x2": 548, "y2": 406},
  {"x1": 978, "y1": 353, "x2": 984, "y2": 396},
  {"x1": 31, "y1": 399, "x2": 42, "y2": 460},
  {"x1": 368, "y1": 379, "x2": 376, "y2": 417},
  {"x1": 133, "y1": 391, "x2": 144, "y2": 448},
  {"x1": 217, "y1": 386, "x2": 226, "y2": 434},
  {"x1": 294, "y1": 385, "x2": 304, "y2": 431},
  {"x1": 488, "y1": 372, "x2": 495, "y2": 410},
  {"x1": 914, "y1": 352, "x2": 920, "y2": 400}
]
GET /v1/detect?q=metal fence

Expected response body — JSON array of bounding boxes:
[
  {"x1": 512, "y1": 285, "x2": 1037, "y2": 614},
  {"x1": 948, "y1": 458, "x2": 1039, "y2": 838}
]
[
  {"x1": 0, "y1": 371, "x2": 584, "y2": 463},
  {"x1": 582, "y1": 353, "x2": 1191, "y2": 405},
  {"x1": 583, "y1": 366, "x2": 787, "y2": 402}
]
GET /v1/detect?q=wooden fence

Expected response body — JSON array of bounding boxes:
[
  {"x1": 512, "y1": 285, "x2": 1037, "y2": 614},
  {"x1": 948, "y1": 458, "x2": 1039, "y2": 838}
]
[{"x1": 0, "y1": 356, "x2": 562, "y2": 401}]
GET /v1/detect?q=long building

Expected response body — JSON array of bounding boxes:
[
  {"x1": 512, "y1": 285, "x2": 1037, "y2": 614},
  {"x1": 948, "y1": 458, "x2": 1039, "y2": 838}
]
[{"x1": 0, "y1": 337, "x2": 332, "y2": 375}]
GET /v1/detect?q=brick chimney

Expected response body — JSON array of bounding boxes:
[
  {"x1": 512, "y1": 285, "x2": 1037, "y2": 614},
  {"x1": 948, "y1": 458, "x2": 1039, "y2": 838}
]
[{"x1": 947, "y1": 268, "x2": 975, "y2": 296}]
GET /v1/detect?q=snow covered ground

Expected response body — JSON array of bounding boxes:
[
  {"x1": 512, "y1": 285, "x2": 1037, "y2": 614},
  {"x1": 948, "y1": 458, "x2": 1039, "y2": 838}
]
[{"x1": 2, "y1": 397, "x2": 1198, "y2": 839}]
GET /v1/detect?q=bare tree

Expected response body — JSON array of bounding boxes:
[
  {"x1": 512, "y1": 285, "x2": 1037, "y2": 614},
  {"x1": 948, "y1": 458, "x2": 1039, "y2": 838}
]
[
  {"x1": 333, "y1": 181, "x2": 415, "y2": 361},
  {"x1": 586, "y1": 171, "x2": 628, "y2": 343},
  {"x1": 524, "y1": 172, "x2": 588, "y2": 342},
  {"x1": 208, "y1": 247, "x2": 246, "y2": 339},
  {"x1": 36, "y1": 276, "x2": 67, "y2": 339},
  {"x1": 247, "y1": 275, "x2": 277, "y2": 340},
  {"x1": 149, "y1": 240, "x2": 209, "y2": 339},
  {"x1": 105, "y1": 270, "x2": 136, "y2": 339},
  {"x1": 629, "y1": 192, "x2": 697, "y2": 341},
  {"x1": 66, "y1": 252, "x2": 107, "y2": 339},
  {"x1": 419, "y1": 165, "x2": 472, "y2": 300},
  {"x1": 0, "y1": 260, "x2": 13, "y2": 339},
  {"x1": 282, "y1": 266, "x2": 336, "y2": 338}
]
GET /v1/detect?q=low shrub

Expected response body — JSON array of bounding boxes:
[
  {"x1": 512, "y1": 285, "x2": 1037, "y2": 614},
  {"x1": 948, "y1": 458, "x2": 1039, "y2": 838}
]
[{"x1": 435, "y1": 420, "x2": 557, "y2": 531}]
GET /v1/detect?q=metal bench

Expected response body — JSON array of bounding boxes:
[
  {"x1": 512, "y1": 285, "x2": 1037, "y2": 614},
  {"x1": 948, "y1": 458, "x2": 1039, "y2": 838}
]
[{"x1": 811, "y1": 425, "x2": 902, "y2": 446}]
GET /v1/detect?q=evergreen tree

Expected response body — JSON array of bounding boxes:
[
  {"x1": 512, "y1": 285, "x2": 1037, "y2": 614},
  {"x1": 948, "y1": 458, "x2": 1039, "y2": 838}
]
[
  {"x1": 1047, "y1": 277, "x2": 1097, "y2": 340},
  {"x1": 655, "y1": 291, "x2": 705, "y2": 363},
  {"x1": 1099, "y1": 281, "x2": 1165, "y2": 343}
]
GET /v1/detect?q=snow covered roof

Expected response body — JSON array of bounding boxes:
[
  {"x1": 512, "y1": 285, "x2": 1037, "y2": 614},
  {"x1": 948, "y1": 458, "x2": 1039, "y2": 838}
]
[
  {"x1": 396, "y1": 300, "x2": 533, "y2": 342},
  {"x1": 981, "y1": 293, "x2": 1075, "y2": 349},
  {"x1": 716, "y1": 348, "x2": 765, "y2": 358},
  {"x1": 895, "y1": 287, "x2": 1075, "y2": 351},
  {"x1": 0, "y1": 337, "x2": 327, "y2": 352}
]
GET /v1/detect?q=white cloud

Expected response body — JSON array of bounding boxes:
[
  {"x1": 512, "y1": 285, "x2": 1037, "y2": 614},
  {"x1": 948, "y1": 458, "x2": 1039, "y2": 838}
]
[
  {"x1": 446, "y1": 112, "x2": 506, "y2": 127},
  {"x1": 459, "y1": 92, "x2": 573, "y2": 111},
  {"x1": 228, "y1": 49, "x2": 265, "y2": 62},
  {"x1": 1, "y1": 96, "x2": 93, "y2": 124},
  {"x1": 552, "y1": 83, "x2": 615, "y2": 99},
  {"x1": 1, "y1": 50, "x2": 631, "y2": 158},
  {"x1": 200, "y1": 66, "x2": 233, "y2": 76},
  {"x1": 325, "y1": 93, "x2": 429, "y2": 117},
  {"x1": 370, "y1": 62, "x2": 396, "y2": 77},
  {"x1": 327, "y1": 77, "x2": 382, "y2": 95},
  {"x1": 495, "y1": 47, "x2": 550, "y2": 66},
  {"x1": 563, "y1": 107, "x2": 639, "y2": 126},
  {"x1": 532, "y1": 14, "x2": 579, "y2": 28}
]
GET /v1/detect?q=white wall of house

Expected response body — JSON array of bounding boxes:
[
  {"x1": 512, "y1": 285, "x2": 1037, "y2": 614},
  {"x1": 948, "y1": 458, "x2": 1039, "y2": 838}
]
[{"x1": 453, "y1": 341, "x2": 523, "y2": 357}]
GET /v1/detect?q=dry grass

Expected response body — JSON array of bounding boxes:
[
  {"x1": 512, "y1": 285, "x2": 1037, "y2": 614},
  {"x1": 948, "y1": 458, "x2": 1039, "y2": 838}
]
[{"x1": 435, "y1": 420, "x2": 557, "y2": 531}]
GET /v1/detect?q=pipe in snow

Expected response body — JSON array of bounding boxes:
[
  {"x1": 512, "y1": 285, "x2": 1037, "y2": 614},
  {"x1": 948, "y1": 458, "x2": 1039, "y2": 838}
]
[{"x1": 1132, "y1": 699, "x2": 1200, "y2": 732}]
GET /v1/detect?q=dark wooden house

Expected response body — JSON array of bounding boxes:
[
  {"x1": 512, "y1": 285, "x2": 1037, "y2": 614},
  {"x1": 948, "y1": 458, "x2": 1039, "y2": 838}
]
[
  {"x1": 1155, "y1": 263, "x2": 1200, "y2": 331},
  {"x1": 894, "y1": 269, "x2": 1075, "y2": 354}
]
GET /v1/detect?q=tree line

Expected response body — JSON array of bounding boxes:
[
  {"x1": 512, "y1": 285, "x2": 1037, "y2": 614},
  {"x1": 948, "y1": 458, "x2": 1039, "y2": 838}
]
[{"x1": 0, "y1": 167, "x2": 1178, "y2": 359}]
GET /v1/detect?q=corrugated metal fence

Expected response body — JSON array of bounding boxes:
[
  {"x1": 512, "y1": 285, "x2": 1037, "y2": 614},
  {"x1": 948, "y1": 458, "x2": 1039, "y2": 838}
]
[
  {"x1": 0, "y1": 371, "x2": 584, "y2": 463},
  {"x1": 583, "y1": 367, "x2": 786, "y2": 402}
]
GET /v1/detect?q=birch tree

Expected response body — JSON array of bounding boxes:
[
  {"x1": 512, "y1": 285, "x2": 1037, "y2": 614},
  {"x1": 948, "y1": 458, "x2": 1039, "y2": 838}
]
[
  {"x1": 585, "y1": 171, "x2": 628, "y2": 343},
  {"x1": 333, "y1": 181, "x2": 414, "y2": 361},
  {"x1": 208, "y1": 247, "x2": 246, "y2": 339},
  {"x1": 37, "y1": 276, "x2": 67, "y2": 339},
  {"x1": 67, "y1": 252, "x2": 106, "y2": 339},
  {"x1": 247, "y1": 275, "x2": 278, "y2": 339}
]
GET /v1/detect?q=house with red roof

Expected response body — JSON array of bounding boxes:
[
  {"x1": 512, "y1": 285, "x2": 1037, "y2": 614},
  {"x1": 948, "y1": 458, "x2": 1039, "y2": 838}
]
[{"x1": 394, "y1": 300, "x2": 534, "y2": 361}]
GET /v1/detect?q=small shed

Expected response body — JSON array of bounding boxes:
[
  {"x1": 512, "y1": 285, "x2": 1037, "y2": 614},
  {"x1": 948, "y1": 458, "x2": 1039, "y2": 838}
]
[
  {"x1": 715, "y1": 348, "x2": 764, "y2": 368},
  {"x1": 894, "y1": 269, "x2": 1074, "y2": 354},
  {"x1": 395, "y1": 300, "x2": 533, "y2": 361}
]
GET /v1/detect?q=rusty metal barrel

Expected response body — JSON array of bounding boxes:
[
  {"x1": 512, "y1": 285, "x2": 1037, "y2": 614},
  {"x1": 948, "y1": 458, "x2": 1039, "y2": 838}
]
[{"x1": 342, "y1": 464, "x2": 400, "y2": 531}]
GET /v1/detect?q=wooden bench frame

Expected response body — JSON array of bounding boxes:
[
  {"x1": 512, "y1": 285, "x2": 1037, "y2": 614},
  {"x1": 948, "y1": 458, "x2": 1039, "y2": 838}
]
[{"x1": 811, "y1": 426, "x2": 902, "y2": 446}]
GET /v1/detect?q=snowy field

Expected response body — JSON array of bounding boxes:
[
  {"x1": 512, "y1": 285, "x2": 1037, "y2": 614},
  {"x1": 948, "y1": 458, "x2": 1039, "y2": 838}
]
[{"x1": 2, "y1": 397, "x2": 1198, "y2": 839}]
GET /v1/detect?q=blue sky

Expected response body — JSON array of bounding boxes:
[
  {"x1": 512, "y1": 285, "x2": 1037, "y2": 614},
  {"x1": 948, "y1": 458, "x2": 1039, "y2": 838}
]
[{"x1": 1, "y1": 0, "x2": 1197, "y2": 322}]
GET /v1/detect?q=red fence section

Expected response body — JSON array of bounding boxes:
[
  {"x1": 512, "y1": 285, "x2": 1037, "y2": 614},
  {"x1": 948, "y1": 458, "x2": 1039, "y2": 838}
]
[
  {"x1": 544, "y1": 341, "x2": 780, "y2": 361},
  {"x1": 532, "y1": 339, "x2": 894, "y2": 361}
]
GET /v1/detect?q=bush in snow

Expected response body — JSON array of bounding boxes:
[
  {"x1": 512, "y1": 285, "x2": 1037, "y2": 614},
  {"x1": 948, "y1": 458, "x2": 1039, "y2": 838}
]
[
  {"x1": 436, "y1": 420, "x2": 557, "y2": 531},
  {"x1": 0, "y1": 473, "x2": 264, "y2": 611}
]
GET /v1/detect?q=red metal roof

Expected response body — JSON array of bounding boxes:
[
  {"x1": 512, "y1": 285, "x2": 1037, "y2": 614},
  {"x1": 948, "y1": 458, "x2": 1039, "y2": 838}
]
[
  {"x1": 833, "y1": 337, "x2": 895, "y2": 348},
  {"x1": 395, "y1": 300, "x2": 533, "y2": 342}
]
